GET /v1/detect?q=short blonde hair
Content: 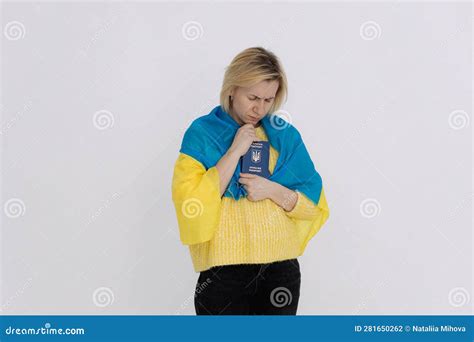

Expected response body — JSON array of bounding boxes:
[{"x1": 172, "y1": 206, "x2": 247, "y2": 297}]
[{"x1": 220, "y1": 47, "x2": 288, "y2": 114}]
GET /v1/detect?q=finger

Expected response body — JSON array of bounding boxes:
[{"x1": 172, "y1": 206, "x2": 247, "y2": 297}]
[
  {"x1": 239, "y1": 173, "x2": 256, "y2": 178},
  {"x1": 242, "y1": 125, "x2": 256, "y2": 133},
  {"x1": 247, "y1": 132, "x2": 258, "y2": 139},
  {"x1": 248, "y1": 130, "x2": 257, "y2": 136},
  {"x1": 238, "y1": 178, "x2": 250, "y2": 185},
  {"x1": 242, "y1": 173, "x2": 261, "y2": 180},
  {"x1": 244, "y1": 125, "x2": 255, "y2": 131}
]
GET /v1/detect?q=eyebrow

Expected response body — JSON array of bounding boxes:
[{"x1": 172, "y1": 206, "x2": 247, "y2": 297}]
[{"x1": 249, "y1": 93, "x2": 275, "y2": 100}]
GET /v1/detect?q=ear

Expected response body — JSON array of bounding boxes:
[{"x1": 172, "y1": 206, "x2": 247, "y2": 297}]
[{"x1": 230, "y1": 86, "x2": 239, "y2": 97}]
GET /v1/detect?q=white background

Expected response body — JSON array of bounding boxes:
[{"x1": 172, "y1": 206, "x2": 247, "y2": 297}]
[{"x1": 1, "y1": 1, "x2": 472, "y2": 315}]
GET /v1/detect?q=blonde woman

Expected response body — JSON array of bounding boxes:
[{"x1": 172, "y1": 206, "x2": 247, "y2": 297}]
[{"x1": 172, "y1": 47, "x2": 330, "y2": 315}]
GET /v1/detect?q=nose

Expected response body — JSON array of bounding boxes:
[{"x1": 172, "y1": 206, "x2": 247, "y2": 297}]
[{"x1": 253, "y1": 100, "x2": 266, "y2": 116}]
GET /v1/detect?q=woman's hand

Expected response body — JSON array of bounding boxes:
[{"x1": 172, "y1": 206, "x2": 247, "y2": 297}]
[
  {"x1": 239, "y1": 173, "x2": 299, "y2": 211},
  {"x1": 215, "y1": 124, "x2": 257, "y2": 197},
  {"x1": 238, "y1": 173, "x2": 277, "y2": 202},
  {"x1": 228, "y1": 124, "x2": 258, "y2": 157}
]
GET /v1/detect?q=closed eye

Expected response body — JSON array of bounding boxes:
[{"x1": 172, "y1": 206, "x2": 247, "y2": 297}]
[{"x1": 249, "y1": 96, "x2": 273, "y2": 102}]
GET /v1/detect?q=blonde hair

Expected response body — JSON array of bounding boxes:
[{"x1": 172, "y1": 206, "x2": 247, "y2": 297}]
[{"x1": 220, "y1": 47, "x2": 288, "y2": 114}]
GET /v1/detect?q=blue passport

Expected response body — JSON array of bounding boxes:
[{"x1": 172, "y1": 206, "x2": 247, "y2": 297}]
[{"x1": 240, "y1": 141, "x2": 270, "y2": 178}]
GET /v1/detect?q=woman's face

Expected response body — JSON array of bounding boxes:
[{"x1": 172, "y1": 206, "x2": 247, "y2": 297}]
[{"x1": 229, "y1": 80, "x2": 279, "y2": 127}]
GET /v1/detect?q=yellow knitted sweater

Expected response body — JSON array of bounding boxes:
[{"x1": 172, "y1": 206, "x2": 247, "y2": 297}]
[{"x1": 172, "y1": 125, "x2": 329, "y2": 272}]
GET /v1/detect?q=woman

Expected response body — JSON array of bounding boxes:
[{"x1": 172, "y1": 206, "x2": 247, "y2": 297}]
[{"x1": 171, "y1": 47, "x2": 329, "y2": 315}]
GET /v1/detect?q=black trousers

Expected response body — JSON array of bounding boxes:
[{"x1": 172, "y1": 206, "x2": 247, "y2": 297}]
[{"x1": 194, "y1": 258, "x2": 301, "y2": 315}]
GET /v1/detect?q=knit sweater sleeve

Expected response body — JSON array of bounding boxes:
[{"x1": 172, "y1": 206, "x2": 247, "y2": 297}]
[
  {"x1": 284, "y1": 187, "x2": 330, "y2": 254},
  {"x1": 171, "y1": 152, "x2": 222, "y2": 245},
  {"x1": 285, "y1": 188, "x2": 329, "y2": 222}
]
